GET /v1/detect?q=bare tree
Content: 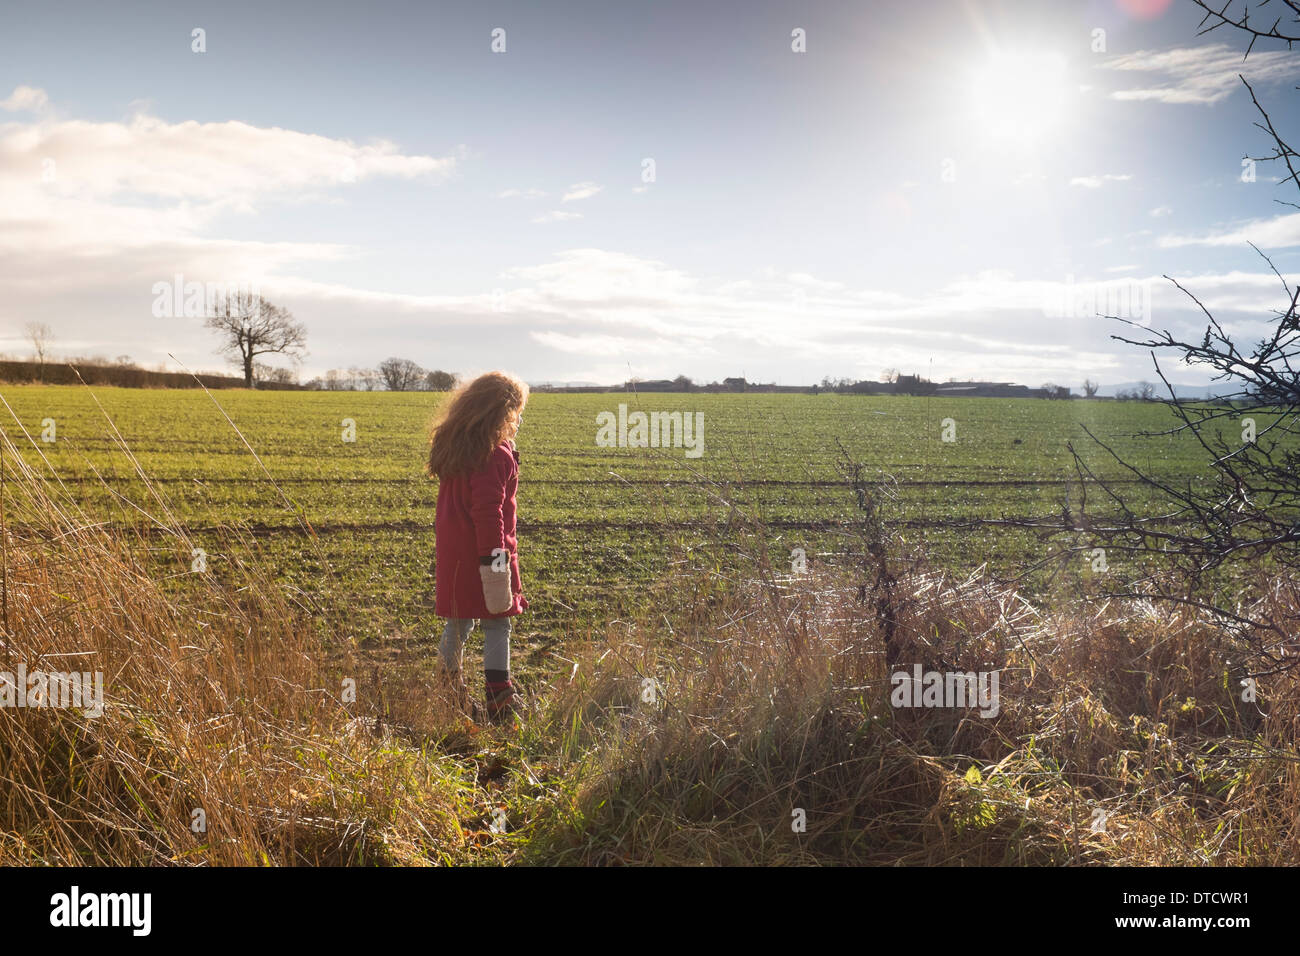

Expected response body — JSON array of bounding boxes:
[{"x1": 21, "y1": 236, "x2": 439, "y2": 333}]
[
  {"x1": 378, "y1": 357, "x2": 427, "y2": 391},
  {"x1": 255, "y1": 363, "x2": 299, "y2": 387},
  {"x1": 988, "y1": 13, "x2": 1300, "y2": 675},
  {"x1": 204, "y1": 292, "x2": 306, "y2": 388},
  {"x1": 1190, "y1": 0, "x2": 1300, "y2": 54},
  {"x1": 1082, "y1": 378, "x2": 1100, "y2": 398},
  {"x1": 672, "y1": 374, "x2": 694, "y2": 391},
  {"x1": 425, "y1": 369, "x2": 458, "y2": 391},
  {"x1": 24, "y1": 322, "x2": 53, "y2": 381},
  {"x1": 819, "y1": 375, "x2": 855, "y2": 392}
]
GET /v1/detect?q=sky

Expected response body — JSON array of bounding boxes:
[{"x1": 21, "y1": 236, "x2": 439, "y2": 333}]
[{"x1": 3, "y1": 0, "x2": 1300, "y2": 388}]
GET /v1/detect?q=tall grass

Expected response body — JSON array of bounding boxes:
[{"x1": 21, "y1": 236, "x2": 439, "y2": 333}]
[
  {"x1": 2, "y1": 399, "x2": 1297, "y2": 865},
  {"x1": 0, "y1": 423, "x2": 470, "y2": 865},
  {"x1": 521, "y1": 540, "x2": 1300, "y2": 865}
]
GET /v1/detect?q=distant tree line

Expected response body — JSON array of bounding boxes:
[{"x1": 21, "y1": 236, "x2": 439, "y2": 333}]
[
  {"x1": 1114, "y1": 381, "x2": 1157, "y2": 401},
  {"x1": 15, "y1": 303, "x2": 460, "y2": 392},
  {"x1": 0, "y1": 354, "x2": 292, "y2": 390},
  {"x1": 305, "y1": 360, "x2": 458, "y2": 392},
  {"x1": 542, "y1": 374, "x2": 1100, "y2": 397}
]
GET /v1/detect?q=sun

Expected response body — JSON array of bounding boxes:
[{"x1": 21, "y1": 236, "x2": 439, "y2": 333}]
[{"x1": 969, "y1": 51, "x2": 1070, "y2": 147}]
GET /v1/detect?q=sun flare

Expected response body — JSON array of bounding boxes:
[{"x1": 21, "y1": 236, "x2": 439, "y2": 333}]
[{"x1": 969, "y1": 51, "x2": 1070, "y2": 147}]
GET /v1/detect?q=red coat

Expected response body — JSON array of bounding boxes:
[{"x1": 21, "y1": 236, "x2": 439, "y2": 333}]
[{"x1": 434, "y1": 440, "x2": 527, "y2": 619}]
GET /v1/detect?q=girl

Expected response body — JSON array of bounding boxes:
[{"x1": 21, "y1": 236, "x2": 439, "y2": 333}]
[{"x1": 427, "y1": 371, "x2": 529, "y2": 724}]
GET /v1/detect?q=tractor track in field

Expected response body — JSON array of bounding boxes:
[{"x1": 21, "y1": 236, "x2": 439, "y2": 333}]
[{"x1": 9, "y1": 515, "x2": 1083, "y2": 538}]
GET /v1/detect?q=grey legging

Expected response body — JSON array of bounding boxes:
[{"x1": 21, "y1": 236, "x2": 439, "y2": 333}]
[{"x1": 440, "y1": 617, "x2": 511, "y2": 674}]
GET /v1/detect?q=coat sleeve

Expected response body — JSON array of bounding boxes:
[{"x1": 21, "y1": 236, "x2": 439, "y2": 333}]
[{"x1": 468, "y1": 449, "x2": 510, "y2": 557}]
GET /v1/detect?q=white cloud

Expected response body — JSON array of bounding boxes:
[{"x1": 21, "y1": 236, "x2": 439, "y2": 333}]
[
  {"x1": 0, "y1": 113, "x2": 452, "y2": 205},
  {"x1": 529, "y1": 330, "x2": 696, "y2": 358},
  {"x1": 1158, "y1": 212, "x2": 1300, "y2": 248},
  {"x1": 6, "y1": 226, "x2": 1276, "y2": 383},
  {"x1": 503, "y1": 249, "x2": 695, "y2": 307},
  {"x1": 498, "y1": 187, "x2": 546, "y2": 199},
  {"x1": 531, "y1": 210, "x2": 583, "y2": 223},
  {"x1": 0, "y1": 92, "x2": 456, "y2": 261},
  {"x1": 561, "y1": 181, "x2": 603, "y2": 202},
  {"x1": 1098, "y1": 43, "x2": 1300, "y2": 105},
  {"x1": 786, "y1": 271, "x2": 845, "y2": 291},
  {"x1": 1070, "y1": 173, "x2": 1132, "y2": 188},
  {"x1": 1150, "y1": 206, "x2": 1172, "y2": 217},
  {"x1": 1, "y1": 85, "x2": 48, "y2": 111}
]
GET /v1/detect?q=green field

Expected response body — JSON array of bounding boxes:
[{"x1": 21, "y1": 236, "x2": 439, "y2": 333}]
[{"x1": 0, "y1": 386, "x2": 1231, "y2": 656}]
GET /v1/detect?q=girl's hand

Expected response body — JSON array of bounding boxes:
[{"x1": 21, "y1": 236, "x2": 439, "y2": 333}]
[{"x1": 480, "y1": 563, "x2": 513, "y2": 614}]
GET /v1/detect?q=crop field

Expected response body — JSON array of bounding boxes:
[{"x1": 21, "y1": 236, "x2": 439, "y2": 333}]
[{"x1": 0, "y1": 386, "x2": 1235, "y2": 657}]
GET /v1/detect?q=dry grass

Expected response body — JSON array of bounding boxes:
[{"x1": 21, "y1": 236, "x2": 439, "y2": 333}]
[
  {"x1": 2, "y1": 404, "x2": 1298, "y2": 866},
  {"x1": 522, "y1": 544, "x2": 1300, "y2": 865},
  {"x1": 0, "y1": 425, "x2": 472, "y2": 865}
]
